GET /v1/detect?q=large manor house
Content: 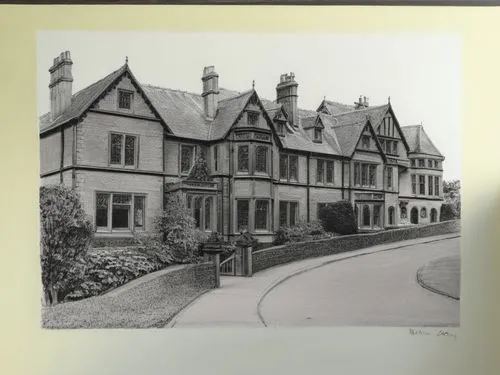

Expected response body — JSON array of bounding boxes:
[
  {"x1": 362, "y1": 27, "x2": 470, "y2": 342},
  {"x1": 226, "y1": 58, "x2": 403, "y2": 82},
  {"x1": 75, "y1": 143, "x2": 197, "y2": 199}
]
[{"x1": 40, "y1": 51, "x2": 445, "y2": 243}]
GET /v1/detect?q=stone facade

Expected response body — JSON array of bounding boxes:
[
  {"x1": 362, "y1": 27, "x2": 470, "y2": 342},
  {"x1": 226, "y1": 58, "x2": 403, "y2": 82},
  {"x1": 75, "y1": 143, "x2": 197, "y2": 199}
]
[{"x1": 39, "y1": 51, "x2": 445, "y2": 243}]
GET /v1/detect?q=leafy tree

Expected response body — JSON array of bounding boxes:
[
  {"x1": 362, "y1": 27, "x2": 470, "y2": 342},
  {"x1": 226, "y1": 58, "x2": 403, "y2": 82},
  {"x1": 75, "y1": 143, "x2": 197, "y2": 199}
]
[
  {"x1": 155, "y1": 192, "x2": 200, "y2": 263},
  {"x1": 443, "y1": 179, "x2": 461, "y2": 219},
  {"x1": 40, "y1": 185, "x2": 93, "y2": 305},
  {"x1": 319, "y1": 201, "x2": 358, "y2": 235}
]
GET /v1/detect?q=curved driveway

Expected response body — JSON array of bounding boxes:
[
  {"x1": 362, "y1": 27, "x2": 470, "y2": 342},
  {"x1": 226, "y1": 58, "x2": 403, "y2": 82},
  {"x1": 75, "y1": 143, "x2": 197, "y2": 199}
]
[
  {"x1": 260, "y1": 237, "x2": 459, "y2": 327},
  {"x1": 168, "y1": 235, "x2": 460, "y2": 328}
]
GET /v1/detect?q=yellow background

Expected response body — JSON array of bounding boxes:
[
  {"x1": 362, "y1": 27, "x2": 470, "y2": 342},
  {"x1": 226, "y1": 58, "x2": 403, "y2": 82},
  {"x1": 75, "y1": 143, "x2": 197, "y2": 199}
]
[{"x1": 0, "y1": 5, "x2": 499, "y2": 375}]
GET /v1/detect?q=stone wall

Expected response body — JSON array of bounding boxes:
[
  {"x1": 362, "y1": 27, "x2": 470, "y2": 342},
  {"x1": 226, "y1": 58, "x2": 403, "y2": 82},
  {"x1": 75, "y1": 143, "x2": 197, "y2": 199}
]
[{"x1": 252, "y1": 220, "x2": 460, "y2": 273}]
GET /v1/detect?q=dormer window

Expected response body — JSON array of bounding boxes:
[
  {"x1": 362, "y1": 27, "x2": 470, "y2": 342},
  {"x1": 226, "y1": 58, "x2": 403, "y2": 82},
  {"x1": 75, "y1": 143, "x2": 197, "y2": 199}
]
[
  {"x1": 277, "y1": 122, "x2": 285, "y2": 137},
  {"x1": 247, "y1": 112, "x2": 259, "y2": 127},
  {"x1": 118, "y1": 89, "x2": 133, "y2": 110},
  {"x1": 314, "y1": 128, "x2": 322, "y2": 142}
]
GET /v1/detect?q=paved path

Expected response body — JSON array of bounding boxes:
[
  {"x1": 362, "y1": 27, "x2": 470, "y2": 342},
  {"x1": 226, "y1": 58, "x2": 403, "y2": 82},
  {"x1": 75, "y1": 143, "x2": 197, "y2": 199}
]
[{"x1": 167, "y1": 234, "x2": 460, "y2": 328}]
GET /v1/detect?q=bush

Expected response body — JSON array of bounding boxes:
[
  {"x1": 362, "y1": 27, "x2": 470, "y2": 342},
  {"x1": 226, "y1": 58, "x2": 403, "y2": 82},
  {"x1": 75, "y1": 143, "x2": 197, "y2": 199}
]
[
  {"x1": 155, "y1": 192, "x2": 203, "y2": 263},
  {"x1": 274, "y1": 220, "x2": 326, "y2": 245},
  {"x1": 40, "y1": 185, "x2": 94, "y2": 305},
  {"x1": 440, "y1": 203, "x2": 459, "y2": 222},
  {"x1": 318, "y1": 201, "x2": 358, "y2": 235},
  {"x1": 65, "y1": 247, "x2": 165, "y2": 301}
]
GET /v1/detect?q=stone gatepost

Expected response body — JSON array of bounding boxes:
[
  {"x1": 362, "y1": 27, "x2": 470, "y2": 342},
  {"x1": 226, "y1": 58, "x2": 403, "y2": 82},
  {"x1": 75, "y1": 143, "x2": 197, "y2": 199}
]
[
  {"x1": 202, "y1": 242, "x2": 224, "y2": 288},
  {"x1": 235, "y1": 232, "x2": 257, "y2": 277}
]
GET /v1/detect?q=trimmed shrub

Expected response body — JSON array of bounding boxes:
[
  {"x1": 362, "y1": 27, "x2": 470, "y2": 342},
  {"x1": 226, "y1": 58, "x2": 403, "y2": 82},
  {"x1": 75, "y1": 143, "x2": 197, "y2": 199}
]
[
  {"x1": 40, "y1": 185, "x2": 94, "y2": 305},
  {"x1": 273, "y1": 220, "x2": 326, "y2": 245},
  {"x1": 319, "y1": 201, "x2": 358, "y2": 235},
  {"x1": 155, "y1": 192, "x2": 202, "y2": 263},
  {"x1": 440, "y1": 203, "x2": 459, "y2": 222}
]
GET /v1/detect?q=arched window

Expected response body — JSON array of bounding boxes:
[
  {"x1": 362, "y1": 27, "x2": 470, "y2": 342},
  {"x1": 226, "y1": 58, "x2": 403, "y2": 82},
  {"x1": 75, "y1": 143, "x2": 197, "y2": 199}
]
[
  {"x1": 420, "y1": 207, "x2": 427, "y2": 218},
  {"x1": 430, "y1": 208, "x2": 438, "y2": 223},
  {"x1": 363, "y1": 205, "x2": 370, "y2": 227},
  {"x1": 411, "y1": 207, "x2": 419, "y2": 224},
  {"x1": 388, "y1": 206, "x2": 395, "y2": 225}
]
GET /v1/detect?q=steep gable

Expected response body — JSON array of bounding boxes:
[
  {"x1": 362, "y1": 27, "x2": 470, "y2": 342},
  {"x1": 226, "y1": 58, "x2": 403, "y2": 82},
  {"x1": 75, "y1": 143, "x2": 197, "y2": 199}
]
[{"x1": 401, "y1": 125, "x2": 443, "y2": 157}]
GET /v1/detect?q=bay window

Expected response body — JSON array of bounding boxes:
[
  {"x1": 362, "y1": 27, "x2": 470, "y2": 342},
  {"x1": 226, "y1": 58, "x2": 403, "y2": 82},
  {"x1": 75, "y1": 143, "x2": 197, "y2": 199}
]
[
  {"x1": 186, "y1": 194, "x2": 215, "y2": 231},
  {"x1": 95, "y1": 192, "x2": 146, "y2": 232}
]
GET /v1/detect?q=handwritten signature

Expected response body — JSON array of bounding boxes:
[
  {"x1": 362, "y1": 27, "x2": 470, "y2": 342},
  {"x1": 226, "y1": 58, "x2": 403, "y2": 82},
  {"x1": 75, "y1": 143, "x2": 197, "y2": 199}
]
[{"x1": 409, "y1": 328, "x2": 457, "y2": 341}]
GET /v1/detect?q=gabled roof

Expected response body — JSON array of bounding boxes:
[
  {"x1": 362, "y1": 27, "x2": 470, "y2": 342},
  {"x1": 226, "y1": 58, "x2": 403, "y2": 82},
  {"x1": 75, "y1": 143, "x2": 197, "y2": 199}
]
[
  {"x1": 142, "y1": 85, "x2": 209, "y2": 140},
  {"x1": 40, "y1": 64, "x2": 128, "y2": 133},
  {"x1": 317, "y1": 99, "x2": 355, "y2": 115},
  {"x1": 401, "y1": 125, "x2": 443, "y2": 157},
  {"x1": 208, "y1": 90, "x2": 255, "y2": 141}
]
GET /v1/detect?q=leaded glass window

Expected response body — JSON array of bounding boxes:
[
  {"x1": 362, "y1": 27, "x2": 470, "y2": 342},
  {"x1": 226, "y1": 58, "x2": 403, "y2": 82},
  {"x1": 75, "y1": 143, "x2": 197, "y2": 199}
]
[
  {"x1": 361, "y1": 164, "x2": 368, "y2": 186},
  {"x1": 428, "y1": 176, "x2": 434, "y2": 195},
  {"x1": 419, "y1": 175, "x2": 426, "y2": 195},
  {"x1": 238, "y1": 145, "x2": 249, "y2": 172},
  {"x1": 255, "y1": 200, "x2": 269, "y2": 230},
  {"x1": 255, "y1": 145, "x2": 268, "y2": 173},
  {"x1": 110, "y1": 133, "x2": 122, "y2": 164},
  {"x1": 247, "y1": 112, "x2": 259, "y2": 126},
  {"x1": 369, "y1": 165, "x2": 376, "y2": 186},
  {"x1": 118, "y1": 90, "x2": 132, "y2": 109},
  {"x1": 289, "y1": 202, "x2": 298, "y2": 227},
  {"x1": 326, "y1": 161, "x2": 334, "y2": 184},
  {"x1": 237, "y1": 200, "x2": 249, "y2": 232},
  {"x1": 134, "y1": 196, "x2": 145, "y2": 229},
  {"x1": 317, "y1": 159, "x2": 324, "y2": 183},
  {"x1": 435, "y1": 176, "x2": 440, "y2": 196},
  {"x1": 373, "y1": 204, "x2": 381, "y2": 227},
  {"x1": 96, "y1": 193, "x2": 109, "y2": 227},
  {"x1": 124, "y1": 135, "x2": 136, "y2": 166},
  {"x1": 387, "y1": 166, "x2": 393, "y2": 190},
  {"x1": 412, "y1": 175, "x2": 417, "y2": 194},
  {"x1": 181, "y1": 145, "x2": 195, "y2": 174},
  {"x1": 279, "y1": 154, "x2": 288, "y2": 179},
  {"x1": 354, "y1": 163, "x2": 360, "y2": 185},
  {"x1": 279, "y1": 201, "x2": 288, "y2": 227},
  {"x1": 289, "y1": 155, "x2": 298, "y2": 181}
]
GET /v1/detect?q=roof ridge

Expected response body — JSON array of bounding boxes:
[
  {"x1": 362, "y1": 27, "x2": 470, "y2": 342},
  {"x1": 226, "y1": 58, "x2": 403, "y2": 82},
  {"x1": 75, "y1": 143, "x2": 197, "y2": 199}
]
[
  {"x1": 218, "y1": 89, "x2": 254, "y2": 103},
  {"x1": 141, "y1": 83, "x2": 202, "y2": 97}
]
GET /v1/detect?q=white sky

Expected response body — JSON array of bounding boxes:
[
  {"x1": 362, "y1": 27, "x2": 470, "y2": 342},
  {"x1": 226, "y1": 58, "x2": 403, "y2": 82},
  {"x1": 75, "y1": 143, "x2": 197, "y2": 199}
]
[{"x1": 37, "y1": 32, "x2": 461, "y2": 180}]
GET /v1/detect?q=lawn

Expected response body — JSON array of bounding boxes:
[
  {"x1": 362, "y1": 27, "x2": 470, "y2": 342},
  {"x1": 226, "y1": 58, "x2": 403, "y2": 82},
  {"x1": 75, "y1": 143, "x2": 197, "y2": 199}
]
[{"x1": 42, "y1": 265, "x2": 212, "y2": 329}]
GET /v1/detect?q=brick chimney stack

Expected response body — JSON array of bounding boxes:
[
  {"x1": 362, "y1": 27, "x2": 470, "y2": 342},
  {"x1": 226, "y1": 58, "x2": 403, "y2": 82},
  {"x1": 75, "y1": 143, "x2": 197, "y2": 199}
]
[
  {"x1": 201, "y1": 66, "x2": 219, "y2": 119},
  {"x1": 354, "y1": 95, "x2": 369, "y2": 110},
  {"x1": 49, "y1": 51, "x2": 73, "y2": 121},
  {"x1": 276, "y1": 72, "x2": 298, "y2": 127}
]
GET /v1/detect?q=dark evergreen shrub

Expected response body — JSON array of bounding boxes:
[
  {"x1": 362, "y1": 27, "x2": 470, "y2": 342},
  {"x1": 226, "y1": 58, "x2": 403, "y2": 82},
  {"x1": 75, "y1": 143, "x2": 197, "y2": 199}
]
[
  {"x1": 318, "y1": 201, "x2": 358, "y2": 235},
  {"x1": 440, "y1": 203, "x2": 458, "y2": 221}
]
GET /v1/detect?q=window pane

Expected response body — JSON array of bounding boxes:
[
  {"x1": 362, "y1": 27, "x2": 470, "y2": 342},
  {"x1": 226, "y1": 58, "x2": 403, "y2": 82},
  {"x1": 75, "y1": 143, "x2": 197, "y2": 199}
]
[
  {"x1": 363, "y1": 205, "x2": 370, "y2": 226},
  {"x1": 289, "y1": 155, "x2": 298, "y2": 181},
  {"x1": 119, "y1": 91, "x2": 132, "y2": 109},
  {"x1": 435, "y1": 177, "x2": 440, "y2": 196},
  {"x1": 428, "y1": 176, "x2": 433, "y2": 195},
  {"x1": 237, "y1": 200, "x2": 249, "y2": 232},
  {"x1": 255, "y1": 146, "x2": 268, "y2": 173},
  {"x1": 317, "y1": 160, "x2": 324, "y2": 183},
  {"x1": 419, "y1": 175, "x2": 426, "y2": 194},
  {"x1": 392, "y1": 141, "x2": 398, "y2": 155},
  {"x1": 279, "y1": 154, "x2": 288, "y2": 179},
  {"x1": 181, "y1": 146, "x2": 194, "y2": 174},
  {"x1": 411, "y1": 174, "x2": 417, "y2": 194},
  {"x1": 326, "y1": 161, "x2": 334, "y2": 183},
  {"x1": 193, "y1": 197, "x2": 202, "y2": 229},
  {"x1": 96, "y1": 193, "x2": 109, "y2": 227},
  {"x1": 255, "y1": 200, "x2": 269, "y2": 230},
  {"x1": 247, "y1": 112, "x2": 259, "y2": 126},
  {"x1": 125, "y1": 135, "x2": 136, "y2": 166},
  {"x1": 110, "y1": 134, "x2": 122, "y2": 164},
  {"x1": 314, "y1": 129, "x2": 322, "y2": 141},
  {"x1": 354, "y1": 163, "x2": 360, "y2": 185},
  {"x1": 238, "y1": 145, "x2": 249, "y2": 172},
  {"x1": 289, "y1": 202, "x2": 298, "y2": 227},
  {"x1": 387, "y1": 167, "x2": 392, "y2": 189},
  {"x1": 279, "y1": 201, "x2": 288, "y2": 227},
  {"x1": 113, "y1": 194, "x2": 131, "y2": 204},
  {"x1": 213, "y1": 146, "x2": 218, "y2": 171},
  {"x1": 373, "y1": 205, "x2": 381, "y2": 227},
  {"x1": 134, "y1": 196, "x2": 145, "y2": 229},
  {"x1": 411, "y1": 159, "x2": 416, "y2": 167},
  {"x1": 205, "y1": 197, "x2": 212, "y2": 230},
  {"x1": 388, "y1": 206, "x2": 394, "y2": 225}
]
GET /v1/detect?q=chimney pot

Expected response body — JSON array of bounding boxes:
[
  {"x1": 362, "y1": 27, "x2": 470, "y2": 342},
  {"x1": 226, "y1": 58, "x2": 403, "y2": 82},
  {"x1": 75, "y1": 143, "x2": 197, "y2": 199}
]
[{"x1": 276, "y1": 72, "x2": 299, "y2": 127}]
